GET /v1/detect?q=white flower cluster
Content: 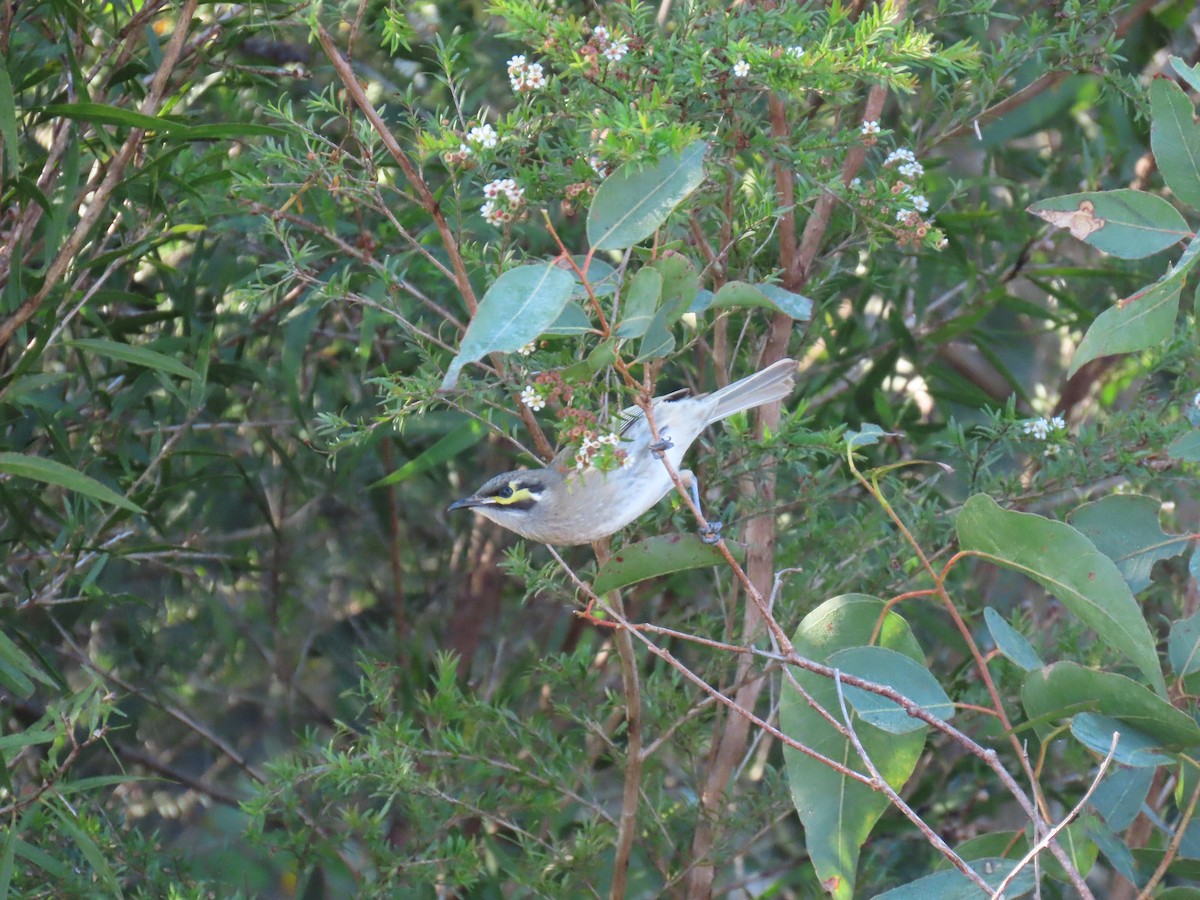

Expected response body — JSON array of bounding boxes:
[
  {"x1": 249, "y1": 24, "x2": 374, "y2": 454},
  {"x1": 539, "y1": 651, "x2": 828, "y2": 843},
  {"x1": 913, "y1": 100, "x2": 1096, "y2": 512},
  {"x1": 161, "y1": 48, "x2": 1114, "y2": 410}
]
[
  {"x1": 574, "y1": 431, "x2": 628, "y2": 471},
  {"x1": 508, "y1": 55, "x2": 547, "y2": 92},
  {"x1": 861, "y1": 120, "x2": 881, "y2": 136},
  {"x1": 467, "y1": 123, "x2": 497, "y2": 149},
  {"x1": 593, "y1": 25, "x2": 629, "y2": 62},
  {"x1": 516, "y1": 341, "x2": 536, "y2": 357},
  {"x1": 732, "y1": 59, "x2": 750, "y2": 78},
  {"x1": 481, "y1": 177, "x2": 525, "y2": 226},
  {"x1": 1022, "y1": 415, "x2": 1066, "y2": 440},
  {"x1": 885, "y1": 148, "x2": 925, "y2": 179},
  {"x1": 521, "y1": 385, "x2": 546, "y2": 411}
]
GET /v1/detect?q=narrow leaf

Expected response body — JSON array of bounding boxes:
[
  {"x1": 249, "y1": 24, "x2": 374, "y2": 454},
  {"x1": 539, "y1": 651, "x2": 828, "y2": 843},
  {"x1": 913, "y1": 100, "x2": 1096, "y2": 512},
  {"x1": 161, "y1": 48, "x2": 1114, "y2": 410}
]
[
  {"x1": 372, "y1": 421, "x2": 487, "y2": 488},
  {"x1": 593, "y1": 534, "x2": 743, "y2": 594},
  {"x1": 587, "y1": 141, "x2": 708, "y2": 250},
  {"x1": 958, "y1": 494, "x2": 1165, "y2": 694},
  {"x1": 1150, "y1": 77, "x2": 1200, "y2": 210},
  {"x1": 440, "y1": 263, "x2": 576, "y2": 390},
  {"x1": 1021, "y1": 663, "x2": 1200, "y2": 749},
  {"x1": 0, "y1": 53, "x2": 19, "y2": 177},
  {"x1": 983, "y1": 607, "x2": 1043, "y2": 671},
  {"x1": 67, "y1": 338, "x2": 201, "y2": 381},
  {"x1": 0, "y1": 452, "x2": 143, "y2": 513}
]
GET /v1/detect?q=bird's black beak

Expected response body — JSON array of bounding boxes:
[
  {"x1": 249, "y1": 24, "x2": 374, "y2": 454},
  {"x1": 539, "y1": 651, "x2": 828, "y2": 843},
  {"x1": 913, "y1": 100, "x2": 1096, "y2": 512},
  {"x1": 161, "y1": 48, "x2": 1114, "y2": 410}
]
[{"x1": 448, "y1": 495, "x2": 484, "y2": 512}]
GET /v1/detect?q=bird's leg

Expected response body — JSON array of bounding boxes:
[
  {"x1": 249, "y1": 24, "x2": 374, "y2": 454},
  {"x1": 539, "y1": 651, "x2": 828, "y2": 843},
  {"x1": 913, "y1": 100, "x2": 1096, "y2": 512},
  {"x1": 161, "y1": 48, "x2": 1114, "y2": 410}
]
[
  {"x1": 679, "y1": 469, "x2": 722, "y2": 544},
  {"x1": 649, "y1": 433, "x2": 674, "y2": 457}
]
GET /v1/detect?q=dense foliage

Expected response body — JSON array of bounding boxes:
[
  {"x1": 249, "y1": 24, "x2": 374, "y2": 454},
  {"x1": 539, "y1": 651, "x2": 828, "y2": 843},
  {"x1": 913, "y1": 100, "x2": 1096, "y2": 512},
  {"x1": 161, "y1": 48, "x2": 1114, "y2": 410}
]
[{"x1": 1, "y1": 1, "x2": 1199, "y2": 897}]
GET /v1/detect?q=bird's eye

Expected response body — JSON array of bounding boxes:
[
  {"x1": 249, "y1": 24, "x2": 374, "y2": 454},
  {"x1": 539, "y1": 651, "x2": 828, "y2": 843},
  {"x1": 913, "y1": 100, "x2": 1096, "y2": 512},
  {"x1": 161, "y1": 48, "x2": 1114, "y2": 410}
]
[{"x1": 498, "y1": 484, "x2": 514, "y2": 499}]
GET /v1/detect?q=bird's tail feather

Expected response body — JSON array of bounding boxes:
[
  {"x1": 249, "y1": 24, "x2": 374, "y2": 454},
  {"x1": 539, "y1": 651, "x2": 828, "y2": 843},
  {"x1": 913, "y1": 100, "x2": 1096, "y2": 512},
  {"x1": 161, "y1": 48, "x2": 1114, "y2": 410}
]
[{"x1": 709, "y1": 358, "x2": 798, "y2": 422}]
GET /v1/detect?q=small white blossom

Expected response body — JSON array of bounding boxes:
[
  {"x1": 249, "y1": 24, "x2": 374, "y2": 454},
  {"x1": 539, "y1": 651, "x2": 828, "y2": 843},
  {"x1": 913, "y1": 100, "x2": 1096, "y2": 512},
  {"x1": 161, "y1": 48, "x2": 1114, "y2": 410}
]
[
  {"x1": 598, "y1": 432, "x2": 621, "y2": 446},
  {"x1": 732, "y1": 59, "x2": 750, "y2": 78},
  {"x1": 506, "y1": 55, "x2": 527, "y2": 73},
  {"x1": 575, "y1": 450, "x2": 592, "y2": 471},
  {"x1": 1049, "y1": 415, "x2": 1066, "y2": 431},
  {"x1": 588, "y1": 154, "x2": 607, "y2": 177},
  {"x1": 521, "y1": 386, "x2": 545, "y2": 411},
  {"x1": 516, "y1": 341, "x2": 536, "y2": 356},
  {"x1": 885, "y1": 148, "x2": 916, "y2": 166},
  {"x1": 467, "y1": 124, "x2": 498, "y2": 148},
  {"x1": 1023, "y1": 418, "x2": 1048, "y2": 440},
  {"x1": 910, "y1": 194, "x2": 929, "y2": 213},
  {"x1": 524, "y1": 62, "x2": 547, "y2": 88},
  {"x1": 458, "y1": 143, "x2": 472, "y2": 156},
  {"x1": 861, "y1": 120, "x2": 881, "y2": 136},
  {"x1": 787, "y1": 45, "x2": 804, "y2": 59},
  {"x1": 602, "y1": 40, "x2": 628, "y2": 62},
  {"x1": 850, "y1": 177, "x2": 862, "y2": 189},
  {"x1": 481, "y1": 200, "x2": 507, "y2": 226},
  {"x1": 896, "y1": 208, "x2": 913, "y2": 222},
  {"x1": 593, "y1": 25, "x2": 609, "y2": 44},
  {"x1": 581, "y1": 434, "x2": 601, "y2": 451},
  {"x1": 899, "y1": 160, "x2": 925, "y2": 179}
]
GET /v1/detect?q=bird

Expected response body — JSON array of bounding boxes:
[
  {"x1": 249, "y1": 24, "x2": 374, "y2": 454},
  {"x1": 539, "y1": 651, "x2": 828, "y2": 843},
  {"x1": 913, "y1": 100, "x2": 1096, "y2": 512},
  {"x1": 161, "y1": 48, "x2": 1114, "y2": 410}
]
[{"x1": 448, "y1": 358, "x2": 797, "y2": 545}]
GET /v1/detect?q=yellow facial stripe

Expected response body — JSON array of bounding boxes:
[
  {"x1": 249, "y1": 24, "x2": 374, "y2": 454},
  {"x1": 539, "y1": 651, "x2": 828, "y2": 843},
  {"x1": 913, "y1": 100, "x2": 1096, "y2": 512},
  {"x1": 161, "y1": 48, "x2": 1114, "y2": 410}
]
[{"x1": 492, "y1": 481, "x2": 535, "y2": 506}]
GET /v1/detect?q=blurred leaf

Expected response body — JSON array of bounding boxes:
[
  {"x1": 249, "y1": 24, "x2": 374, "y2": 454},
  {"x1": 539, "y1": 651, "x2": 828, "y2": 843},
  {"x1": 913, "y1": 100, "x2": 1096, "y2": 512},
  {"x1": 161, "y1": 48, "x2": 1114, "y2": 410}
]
[
  {"x1": 1028, "y1": 189, "x2": 1188, "y2": 259},
  {"x1": 1169, "y1": 609, "x2": 1200, "y2": 677},
  {"x1": 1068, "y1": 494, "x2": 1190, "y2": 594},
  {"x1": 1167, "y1": 430, "x2": 1200, "y2": 462},
  {"x1": 1150, "y1": 77, "x2": 1200, "y2": 209},
  {"x1": 587, "y1": 141, "x2": 707, "y2": 250},
  {"x1": 871, "y1": 858, "x2": 1034, "y2": 899},
  {"x1": 373, "y1": 420, "x2": 487, "y2": 488},
  {"x1": 651, "y1": 252, "x2": 700, "y2": 322},
  {"x1": 0, "y1": 452, "x2": 143, "y2": 513},
  {"x1": 614, "y1": 267, "x2": 662, "y2": 339},
  {"x1": 636, "y1": 304, "x2": 675, "y2": 361},
  {"x1": 1171, "y1": 55, "x2": 1200, "y2": 93},
  {"x1": 66, "y1": 338, "x2": 201, "y2": 381},
  {"x1": 756, "y1": 283, "x2": 814, "y2": 321},
  {"x1": 1091, "y1": 767, "x2": 1153, "y2": 831},
  {"x1": 983, "y1": 608, "x2": 1043, "y2": 671},
  {"x1": 544, "y1": 302, "x2": 594, "y2": 335},
  {"x1": 828, "y1": 646, "x2": 953, "y2": 734},
  {"x1": 1021, "y1": 662, "x2": 1200, "y2": 749},
  {"x1": 958, "y1": 494, "x2": 1165, "y2": 694},
  {"x1": 781, "y1": 595, "x2": 926, "y2": 900},
  {"x1": 0, "y1": 53, "x2": 18, "y2": 177},
  {"x1": 592, "y1": 534, "x2": 743, "y2": 593},
  {"x1": 440, "y1": 263, "x2": 576, "y2": 390},
  {"x1": 1068, "y1": 276, "x2": 1180, "y2": 377},
  {"x1": 705, "y1": 280, "x2": 813, "y2": 320},
  {"x1": 1071, "y1": 712, "x2": 1172, "y2": 767}
]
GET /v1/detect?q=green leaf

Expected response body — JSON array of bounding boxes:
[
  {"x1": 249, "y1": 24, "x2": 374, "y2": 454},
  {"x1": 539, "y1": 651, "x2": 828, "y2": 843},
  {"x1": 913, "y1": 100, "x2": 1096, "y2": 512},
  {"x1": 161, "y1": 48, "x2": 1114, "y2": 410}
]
[
  {"x1": 0, "y1": 452, "x2": 144, "y2": 513},
  {"x1": 1028, "y1": 189, "x2": 1188, "y2": 259},
  {"x1": 1071, "y1": 712, "x2": 1172, "y2": 767},
  {"x1": 42, "y1": 101, "x2": 187, "y2": 132},
  {"x1": 983, "y1": 608, "x2": 1043, "y2": 671},
  {"x1": 592, "y1": 534, "x2": 744, "y2": 594},
  {"x1": 845, "y1": 423, "x2": 898, "y2": 448},
  {"x1": 66, "y1": 338, "x2": 201, "y2": 381},
  {"x1": 650, "y1": 252, "x2": 700, "y2": 322},
  {"x1": 0, "y1": 629, "x2": 53, "y2": 699},
  {"x1": 440, "y1": 263, "x2": 576, "y2": 390},
  {"x1": 1091, "y1": 767, "x2": 1153, "y2": 831},
  {"x1": 46, "y1": 801, "x2": 119, "y2": 894},
  {"x1": 614, "y1": 267, "x2": 663, "y2": 339},
  {"x1": 1172, "y1": 55, "x2": 1200, "y2": 93},
  {"x1": 636, "y1": 304, "x2": 675, "y2": 362},
  {"x1": 871, "y1": 858, "x2": 1034, "y2": 899},
  {"x1": 543, "y1": 302, "x2": 594, "y2": 335},
  {"x1": 372, "y1": 421, "x2": 487, "y2": 488},
  {"x1": 957, "y1": 494, "x2": 1165, "y2": 695},
  {"x1": 828, "y1": 646, "x2": 954, "y2": 734},
  {"x1": 1167, "y1": 430, "x2": 1200, "y2": 462},
  {"x1": 1169, "y1": 609, "x2": 1200, "y2": 677},
  {"x1": 780, "y1": 595, "x2": 927, "y2": 900},
  {"x1": 706, "y1": 281, "x2": 814, "y2": 320},
  {"x1": 1067, "y1": 494, "x2": 1190, "y2": 594},
  {"x1": 1068, "y1": 275, "x2": 1181, "y2": 377},
  {"x1": 1150, "y1": 77, "x2": 1200, "y2": 210},
  {"x1": 587, "y1": 141, "x2": 708, "y2": 250},
  {"x1": 1021, "y1": 662, "x2": 1200, "y2": 749},
  {"x1": 0, "y1": 53, "x2": 19, "y2": 177}
]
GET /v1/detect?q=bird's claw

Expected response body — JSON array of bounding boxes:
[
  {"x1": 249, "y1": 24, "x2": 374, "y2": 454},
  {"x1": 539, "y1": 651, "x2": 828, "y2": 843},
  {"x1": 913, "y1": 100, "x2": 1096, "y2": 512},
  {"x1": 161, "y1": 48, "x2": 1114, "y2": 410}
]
[
  {"x1": 700, "y1": 521, "x2": 723, "y2": 544},
  {"x1": 649, "y1": 436, "x2": 674, "y2": 458}
]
